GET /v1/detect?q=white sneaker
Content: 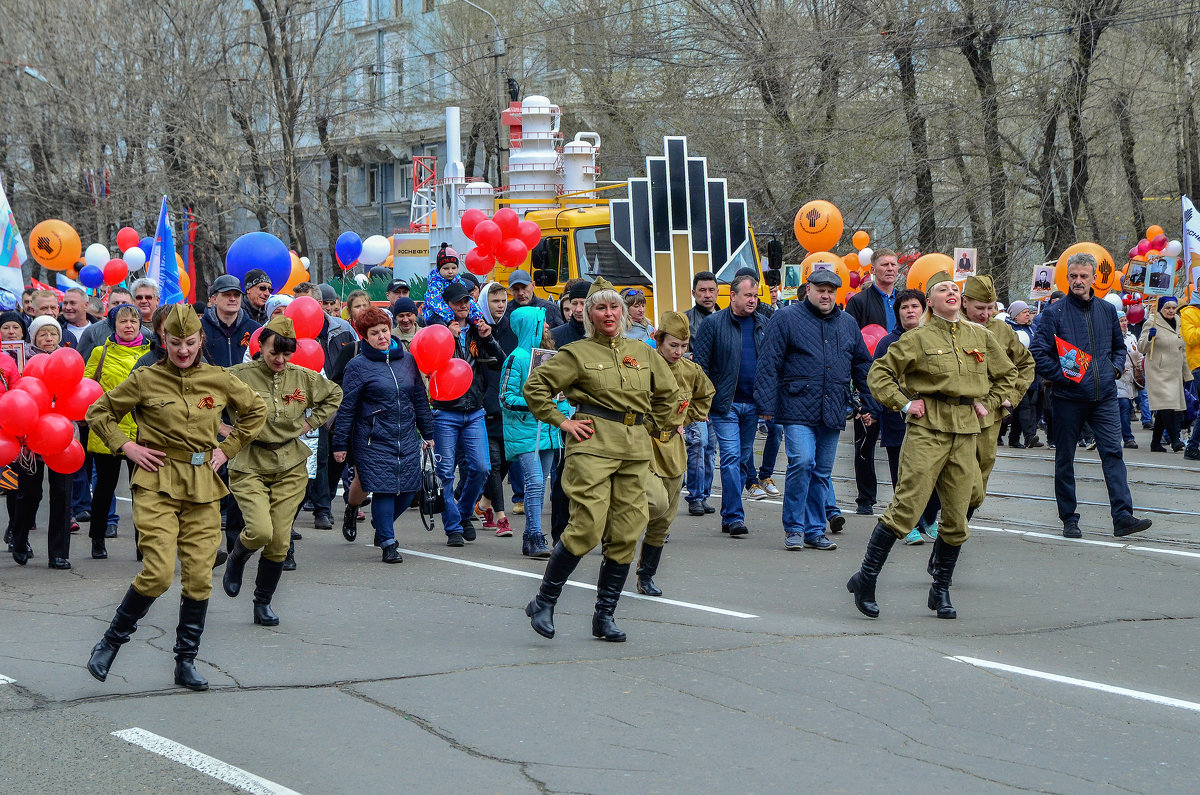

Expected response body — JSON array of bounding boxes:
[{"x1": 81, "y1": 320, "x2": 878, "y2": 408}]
[
  {"x1": 760, "y1": 478, "x2": 781, "y2": 497},
  {"x1": 745, "y1": 484, "x2": 768, "y2": 500}
]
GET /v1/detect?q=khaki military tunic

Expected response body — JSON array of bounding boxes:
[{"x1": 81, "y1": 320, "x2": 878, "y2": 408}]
[
  {"x1": 868, "y1": 314, "x2": 1017, "y2": 545},
  {"x1": 525, "y1": 334, "x2": 682, "y2": 564},
  {"x1": 970, "y1": 317, "x2": 1038, "y2": 509},
  {"x1": 644, "y1": 357, "x2": 714, "y2": 547},
  {"x1": 87, "y1": 360, "x2": 266, "y2": 599},
  {"x1": 227, "y1": 361, "x2": 343, "y2": 561}
]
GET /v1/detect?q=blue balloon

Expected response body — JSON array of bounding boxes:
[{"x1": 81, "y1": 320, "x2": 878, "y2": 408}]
[
  {"x1": 225, "y1": 231, "x2": 291, "y2": 289},
  {"x1": 336, "y1": 231, "x2": 363, "y2": 268},
  {"x1": 138, "y1": 236, "x2": 153, "y2": 262},
  {"x1": 78, "y1": 264, "x2": 105, "y2": 289}
]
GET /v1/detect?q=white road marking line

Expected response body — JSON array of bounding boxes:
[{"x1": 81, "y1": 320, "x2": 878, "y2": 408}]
[
  {"x1": 398, "y1": 548, "x2": 759, "y2": 619},
  {"x1": 112, "y1": 728, "x2": 302, "y2": 795},
  {"x1": 946, "y1": 656, "x2": 1200, "y2": 714},
  {"x1": 969, "y1": 523, "x2": 1200, "y2": 558},
  {"x1": 0, "y1": 673, "x2": 15, "y2": 684}
]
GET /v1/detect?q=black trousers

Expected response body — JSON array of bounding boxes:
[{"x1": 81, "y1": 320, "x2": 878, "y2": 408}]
[
  {"x1": 481, "y1": 413, "x2": 508, "y2": 512},
  {"x1": 548, "y1": 454, "x2": 569, "y2": 546},
  {"x1": 884, "y1": 445, "x2": 940, "y2": 528},
  {"x1": 1008, "y1": 382, "x2": 1040, "y2": 444},
  {"x1": 852, "y1": 416, "x2": 880, "y2": 508},
  {"x1": 1052, "y1": 397, "x2": 1132, "y2": 522},
  {"x1": 14, "y1": 458, "x2": 72, "y2": 559},
  {"x1": 1151, "y1": 409, "x2": 1182, "y2": 449},
  {"x1": 308, "y1": 426, "x2": 333, "y2": 516},
  {"x1": 89, "y1": 454, "x2": 133, "y2": 541}
]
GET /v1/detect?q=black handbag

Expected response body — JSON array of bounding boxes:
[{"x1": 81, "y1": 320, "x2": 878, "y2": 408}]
[{"x1": 418, "y1": 447, "x2": 443, "y2": 531}]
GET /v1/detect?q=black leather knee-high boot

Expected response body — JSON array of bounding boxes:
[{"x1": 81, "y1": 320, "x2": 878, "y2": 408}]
[
  {"x1": 222, "y1": 539, "x2": 253, "y2": 597},
  {"x1": 87, "y1": 586, "x2": 157, "y2": 682},
  {"x1": 173, "y1": 597, "x2": 210, "y2": 691},
  {"x1": 846, "y1": 522, "x2": 898, "y2": 618},
  {"x1": 928, "y1": 538, "x2": 962, "y2": 619},
  {"x1": 253, "y1": 557, "x2": 285, "y2": 626},
  {"x1": 592, "y1": 558, "x2": 631, "y2": 642},
  {"x1": 635, "y1": 543, "x2": 664, "y2": 597},
  {"x1": 525, "y1": 542, "x2": 583, "y2": 639}
]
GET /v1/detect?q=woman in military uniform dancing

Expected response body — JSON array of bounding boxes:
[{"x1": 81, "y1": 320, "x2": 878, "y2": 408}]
[
  {"x1": 222, "y1": 316, "x2": 342, "y2": 625},
  {"x1": 85, "y1": 305, "x2": 266, "y2": 691},
  {"x1": 522, "y1": 277, "x2": 681, "y2": 642},
  {"x1": 847, "y1": 272, "x2": 1016, "y2": 620}
]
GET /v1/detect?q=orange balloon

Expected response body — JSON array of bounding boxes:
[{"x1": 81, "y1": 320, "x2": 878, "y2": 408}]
[
  {"x1": 280, "y1": 255, "x2": 309, "y2": 296},
  {"x1": 179, "y1": 268, "x2": 191, "y2": 297},
  {"x1": 905, "y1": 253, "x2": 954, "y2": 292},
  {"x1": 843, "y1": 252, "x2": 861, "y2": 270},
  {"x1": 1145, "y1": 225, "x2": 1164, "y2": 241},
  {"x1": 852, "y1": 230, "x2": 870, "y2": 250},
  {"x1": 1054, "y1": 242, "x2": 1116, "y2": 298},
  {"x1": 28, "y1": 220, "x2": 82, "y2": 271},
  {"x1": 793, "y1": 200, "x2": 844, "y2": 253}
]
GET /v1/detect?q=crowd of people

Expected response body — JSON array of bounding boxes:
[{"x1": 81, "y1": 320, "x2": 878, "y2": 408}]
[{"x1": 0, "y1": 244, "x2": 1189, "y2": 689}]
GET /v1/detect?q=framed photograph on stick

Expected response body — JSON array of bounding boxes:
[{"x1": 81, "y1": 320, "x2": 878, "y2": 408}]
[
  {"x1": 1029, "y1": 263, "x2": 1054, "y2": 302},
  {"x1": 1144, "y1": 256, "x2": 1177, "y2": 297},
  {"x1": 954, "y1": 248, "x2": 978, "y2": 279}
]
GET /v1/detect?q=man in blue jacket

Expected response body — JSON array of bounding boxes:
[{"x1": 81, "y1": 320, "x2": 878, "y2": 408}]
[
  {"x1": 1029, "y1": 252, "x2": 1152, "y2": 539},
  {"x1": 692, "y1": 274, "x2": 768, "y2": 536},
  {"x1": 756, "y1": 270, "x2": 872, "y2": 550}
]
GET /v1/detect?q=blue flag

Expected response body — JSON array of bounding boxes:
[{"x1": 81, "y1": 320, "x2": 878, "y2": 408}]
[{"x1": 147, "y1": 196, "x2": 183, "y2": 304}]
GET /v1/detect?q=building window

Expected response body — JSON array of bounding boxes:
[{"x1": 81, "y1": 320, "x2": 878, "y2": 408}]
[{"x1": 368, "y1": 167, "x2": 378, "y2": 204}]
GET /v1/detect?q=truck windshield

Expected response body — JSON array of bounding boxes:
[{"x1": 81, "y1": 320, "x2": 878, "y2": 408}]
[{"x1": 575, "y1": 226, "x2": 651, "y2": 286}]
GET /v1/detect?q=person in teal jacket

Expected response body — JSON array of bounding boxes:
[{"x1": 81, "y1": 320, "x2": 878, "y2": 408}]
[{"x1": 500, "y1": 306, "x2": 567, "y2": 558}]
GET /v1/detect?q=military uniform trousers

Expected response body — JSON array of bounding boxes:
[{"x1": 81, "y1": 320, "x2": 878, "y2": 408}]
[
  {"x1": 229, "y1": 466, "x2": 309, "y2": 563},
  {"x1": 131, "y1": 487, "x2": 222, "y2": 600},
  {"x1": 644, "y1": 472, "x2": 684, "y2": 548},
  {"x1": 560, "y1": 452, "x2": 649, "y2": 565},
  {"x1": 969, "y1": 421, "x2": 1002, "y2": 510},
  {"x1": 880, "y1": 423, "x2": 976, "y2": 547}
]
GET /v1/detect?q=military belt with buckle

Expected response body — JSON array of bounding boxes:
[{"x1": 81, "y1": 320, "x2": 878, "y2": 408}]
[
  {"x1": 162, "y1": 449, "x2": 212, "y2": 466},
  {"x1": 576, "y1": 402, "x2": 646, "y2": 427}
]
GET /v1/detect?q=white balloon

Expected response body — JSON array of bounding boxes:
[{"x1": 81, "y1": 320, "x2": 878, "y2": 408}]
[
  {"x1": 858, "y1": 246, "x2": 873, "y2": 265},
  {"x1": 359, "y1": 235, "x2": 391, "y2": 266},
  {"x1": 299, "y1": 256, "x2": 310, "y2": 268},
  {"x1": 1164, "y1": 239, "x2": 1183, "y2": 257},
  {"x1": 84, "y1": 243, "x2": 110, "y2": 269},
  {"x1": 123, "y1": 247, "x2": 146, "y2": 270}
]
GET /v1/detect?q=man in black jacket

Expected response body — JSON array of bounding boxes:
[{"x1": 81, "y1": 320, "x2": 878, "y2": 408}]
[
  {"x1": 1029, "y1": 252, "x2": 1152, "y2": 539},
  {"x1": 200, "y1": 275, "x2": 261, "y2": 367},
  {"x1": 692, "y1": 274, "x2": 768, "y2": 535},
  {"x1": 241, "y1": 269, "x2": 273, "y2": 325},
  {"x1": 684, "y1": 271, "x2": 720, "y2": 516},
  {"x1": 431, "y1": 282, "x2": 506, "y2": 546},
  {"x1": 844, "y1": 248, "x2": 899, "y2": 514},
  {"x1": 505, "y1": 269, "x2": 564, "y2": 328}
]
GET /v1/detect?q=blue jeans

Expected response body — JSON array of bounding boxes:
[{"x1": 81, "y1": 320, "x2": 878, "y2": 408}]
[
  {"x1": 781, "y1": 424, "x2": 842, "y2": 539},
  {"x1": 371, "y1": 491, "x2": 415, "y2": 547},
  {"x1": 685, "y1": 419, "x2": 716, "y2": 502},
  {"x1": 432, "y1": 408, "x2": 491, "y2": 535},
  {"x1": 711, "y1": 402, "x2": 759, "y2": 524},
  {"x1": 1118, "y1": 397, "x2": 1134, "y2": 442},
  {"x1": 1138, "y1": 389, "x2": 1151, "y2": 425},
  {"x1": 758, "y1": 420, "x2": 782, "y2": 482},
  {"x1": 515, "y1": 449, "x2": 555, "y2": 536},
  {"x1": 1188, "y1": 369, "x2": 1200, "y2": 453},
  {"x1": 509, "y1": 456, "x2": 525, "y2": 502},
  {"x1": 71, "y1": 461, "x2": 91, "y2": 516}
]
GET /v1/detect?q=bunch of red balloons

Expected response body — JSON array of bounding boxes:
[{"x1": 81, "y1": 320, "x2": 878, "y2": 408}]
[
  {"x1": 409, "y1": 325, "x2": 472, "y2": 401},
  {"x1": 459, "y1": 208, "x2": 543, "y2": 277},
  {"x1": 245, "y1": 295, "x2": 327, "y2": 371},
  {"x1": 860, "y1": 324, "x2": 888, "y2": 357},
  {"x1": 0, "y1": 349, "x2": 103, "y2": 473}
]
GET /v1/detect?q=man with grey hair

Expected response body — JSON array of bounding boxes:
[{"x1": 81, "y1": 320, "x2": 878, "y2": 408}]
[
  {"x1": 130, "y1": 278, "x2": 160, "y2": 325},
  {"x1": 692, "y1": 273, "x2": 768, "y2": 536},
  {"x1": 59, "y1": 287, "x2": 94, "y2": 344},
  {"x1": 1030, "y1": 252, "x2": 1152, "y2": 539}
]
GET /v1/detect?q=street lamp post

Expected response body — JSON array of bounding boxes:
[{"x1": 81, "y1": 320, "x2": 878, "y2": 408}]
[{"x1": 458, "y1": 0, "x2": 506, "y2": 187}]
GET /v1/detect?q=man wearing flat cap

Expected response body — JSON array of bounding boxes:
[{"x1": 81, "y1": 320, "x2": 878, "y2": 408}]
[{"x1": 755, "y1": 269, "x2": 873, "y2": 551}]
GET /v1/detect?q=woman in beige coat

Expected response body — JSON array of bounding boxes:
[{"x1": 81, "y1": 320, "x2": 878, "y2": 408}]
[{"x1": 1139, "y1": 295, "x2": 1194, "y2": 452}]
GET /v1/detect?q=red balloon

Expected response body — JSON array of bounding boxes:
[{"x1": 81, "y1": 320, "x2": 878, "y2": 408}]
[
  {"x1": 43, "y1": 438, "x2": 84, "y2": 474},
  {"x1": 429, "y1": 359, "x2": 473, "y2": 401},
  {"x1": 23, "y1": 355, "x2": 48, "y2": 380},
  {"x1": 464, "y1": 248, "x2": 494, "y2": 277},
  {"x1": 284, "y1": 296, "x2": 324, "y2": 339},
  {"x1": 291, "y1": 338, "x2": 325, "y2": 371},
  {"x1": 515, "y1": 220, "x2": 542, "y2": 250},
  {"x1": 44, "y1": 347, "x2": 85, "y2": 396},
  {"x1": 848, "y1": 271, "x2": 862, "y2": 289},
  {"x1": 103, "y1": 258, "x2": 129, "y2": 286},
  {"x1": 1151, "y1": 234, "x2": 1168, "y2": 251},
  {"x1": 0, "y1": 432, "x2": 19, "y2": 467},
  {"x1": 54, "y1": 378, "x2": 104, "y2": 421},
  {"x1": 26, "y1": 412, "x2": 75, "y2": 456},
  {"x1": 860, "y1": 324, "x2": 888, "y2": 357},
  {"x1": 1137, "y1": 239, "x2": 1151, "y2": 255},
  {"x1": 492, "y1": 208, "x2": 520, "y2": 239},
  {"x1": 1127, "y1": 305, "x2": 1145, "y2": 324},
  {"x1": 13, "y1": 376, "x2": 51, "y2": 415},
  {"x1": 1128, "y1": 246, "x2": 1139, "y2": 260},
  {"x1": 116, "y1": 227, "x2": 140, "y2": 253},
  {"x1": 496, "y1": 238, "x2": 529, "y2": 270},
  {"x1": 0, "y1": 389, "x2": 39, "y2": 437},
  {"x1": 410, "y1": 324, "x2": 455, "y2": 375},
  {"x1": 247, "y1": 326, "x2": 264, "y2": 357},
  {"x1": 472, "y1": 220, "x2": 502, "y2": 255},
  {"x1": 461, "y1": 208, "x2": 488, "y2": 239}
]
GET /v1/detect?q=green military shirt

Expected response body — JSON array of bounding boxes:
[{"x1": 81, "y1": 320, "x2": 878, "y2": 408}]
[
  {"x1": 524, "y1": 333, "x2": 682, "y2": 461},
  {"x1": 979, "y1": 316, "x2": 1037, "y2": 429},
  {"x1": 227, "y1": 360, "x2": 343, "y2": 475},
  {"x1": 86, "y1": 360, "x2": 266, "y2": 503},
  {"x1": 646, "y1": 356, "x2": 714, "y2": 479},
  {"x1": 868, "y1": 314, "x2": 1017, "y2": 435}
]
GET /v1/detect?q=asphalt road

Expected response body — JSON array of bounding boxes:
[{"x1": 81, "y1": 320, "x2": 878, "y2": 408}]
[{"x1": 2, "y1": 434, "x2": 1199, "y2": 794}]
